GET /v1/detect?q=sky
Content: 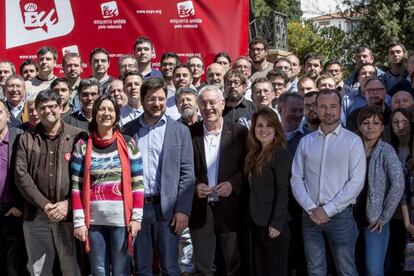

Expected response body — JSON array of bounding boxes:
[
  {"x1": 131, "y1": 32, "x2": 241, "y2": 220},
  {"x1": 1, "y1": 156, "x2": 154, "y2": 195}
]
[{"x1": 301, "y1": 0, "x2": 343, "y2": 18}]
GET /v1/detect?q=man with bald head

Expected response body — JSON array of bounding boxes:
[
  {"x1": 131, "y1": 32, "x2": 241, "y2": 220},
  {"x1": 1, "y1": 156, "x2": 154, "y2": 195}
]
[
  {"x1": 392, "y1": 90, "x2": 413, "y2": 110},
  {"x1": 190, "y1": 85, "x2": 247, "y2": 275},
  {"x1": 108, "y1": 79, "x2": 127, "y2": 107},
  {"x1": 206, "y1": 63, "x2": 225, "y2": 91}
]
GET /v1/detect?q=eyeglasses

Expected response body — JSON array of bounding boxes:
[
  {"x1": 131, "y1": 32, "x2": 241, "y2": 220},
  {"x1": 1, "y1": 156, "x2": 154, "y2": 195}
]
[
  {"x1": 225, "y1": 80, "x2": 243, "y2": 87},
  {"x1": 38, "y1": 104, "x2": 59, "y2": 111}
]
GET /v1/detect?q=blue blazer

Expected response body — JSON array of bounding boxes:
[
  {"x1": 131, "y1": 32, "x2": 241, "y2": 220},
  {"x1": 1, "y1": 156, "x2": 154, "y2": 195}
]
[{"x1": 123, "y1": 115, "x2": 195, "y2": 220}]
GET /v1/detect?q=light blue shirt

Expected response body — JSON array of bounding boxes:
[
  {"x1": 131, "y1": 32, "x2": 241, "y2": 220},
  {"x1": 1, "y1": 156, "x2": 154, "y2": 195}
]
[
  {"x1": 137, "y1": 115, "x2": 167, "y2": 196},
  {"x1": 120, "y1": 105, "x2": 144, "y2": 126}
]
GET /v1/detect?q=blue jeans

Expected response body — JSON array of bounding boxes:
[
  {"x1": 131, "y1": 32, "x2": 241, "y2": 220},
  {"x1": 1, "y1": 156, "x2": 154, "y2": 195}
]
[
  {"x1": 134, "y1": 203, "x2": 180, "y2": 276},
  {"x1": 88, "y1": 225, "x2": 130, "y2": 276},
  {"x1": 302, "y1": 207, "x2": 358, "y2": 276},
  {"x1": 364, "y1": 223, "x2": 390, "y2": 276}
]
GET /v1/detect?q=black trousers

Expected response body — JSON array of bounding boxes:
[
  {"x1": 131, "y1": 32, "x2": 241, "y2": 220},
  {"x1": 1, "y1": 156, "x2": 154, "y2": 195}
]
[
  {"x1": 0, "y1": 209, "x2": 29, "y2": 276},
  {"x1": 250, "y1": 222, "x2": 290, "y2": 276}
]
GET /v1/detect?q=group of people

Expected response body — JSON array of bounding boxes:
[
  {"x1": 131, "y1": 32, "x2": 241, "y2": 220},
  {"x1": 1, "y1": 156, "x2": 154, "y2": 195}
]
[{"x1": 0, "y1": 34, "x2": 414, "y2": 276}]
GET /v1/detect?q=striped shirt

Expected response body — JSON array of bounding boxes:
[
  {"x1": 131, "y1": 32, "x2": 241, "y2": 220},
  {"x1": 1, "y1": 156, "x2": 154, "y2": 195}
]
[{"x1": 71, "y1": 136, "x2": 144, "y2": 228}]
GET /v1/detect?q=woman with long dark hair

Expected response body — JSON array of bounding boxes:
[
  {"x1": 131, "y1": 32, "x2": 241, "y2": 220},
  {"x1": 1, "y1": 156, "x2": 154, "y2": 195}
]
[
  {"x1": 353, "y1": 106, "x2": 405, "y2": 276},
  {"x1": 71, "y1": 95, "x2": 144, "y2": 275},
  {"x1": 387, "y1": 108, "x2": 414, "y2": 274},
  {"x1": 245, "y1": 107, "x2": 292, "y2": 276}
]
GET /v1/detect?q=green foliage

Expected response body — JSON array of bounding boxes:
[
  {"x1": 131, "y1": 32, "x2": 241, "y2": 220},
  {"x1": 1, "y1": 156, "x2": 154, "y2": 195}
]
[
  {"x1": 252, "y1": 0, "x2": 302, "y2": 20},
  {"x1": 287, "y1": 21, "x2": 348, "y2": 65},
  {"x1": 342, "y1": 0, "x2": 414, "y2": 67}
]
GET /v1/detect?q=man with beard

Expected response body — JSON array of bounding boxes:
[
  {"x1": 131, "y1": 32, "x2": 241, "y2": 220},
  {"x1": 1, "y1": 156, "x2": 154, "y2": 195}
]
[
  {"x1": 0, "y1": 61, "x2": 15, "y2": 99},
  {"x1": 346, "y1": 77, "x2": 391, "y2": 132},
  {"x1": 160, "y1": 52, "x2": 180, "y2": 94},
  {"x1": 64, "y1": 78, "x2": 101, "y2": 131},
  {"x1": 176, "y1": 86, "x2": 200, "y2": 126},
  {"x1": 187, "y1": 56, "x2": 205, "y2": 91},
  {"x1": 384, "y1": 42, "x2": 408, "y2": 91},
  {"x1": 123, "y1": 77, "x2": 195, "y2": 276},
  {"x1": 62, "y1": 53, "x2": 83, "y2": 111},
  {"x1": 50, "y1": 78, "x2": 72, "y2": 118},
  {"x1": 89, "y1": 48, "x2": 113, "y2": 94},
  {"x1": 119, "y1": 72, "x2": 144, "y2": 126},
  {"x1": 291, "y1": 89, "x2": 365, "y2": 276},
  {"x1": 249, "y1": 37, "x2": 273, "y2": 82},
  {"x1": 19, "y1": 59, "x2": 38, "y2": 82},
  {"x1": 278, "y1": 93, "x2": 304, "y2": 154},
  {"x1": 302, "y1": 91, "x2": 321, "y2": 133},
  {"x1": 267, "y1": 70, "x2": 288, "y2": 108},
  {"x1": 304, "y1": 52, "x2": 323, "y2": 80},
  {"x1": 232, "y1": 56, "x2": 253, "y2": 101},
  {"x1": 286, "y1": 54, "x2": 301, "y2": 93},
  {"x1": 108, "y1": 79, "x2": 128, "y2": 107},
  {"x1": 222, "y1": 69, "x2": 255, "y2": 124},
  {"x1": 166, "y1": 65, "x2": 194, "y2": 120},
  {"x1": 206, "y1": 63, "x2": 225, "y2": 92},
  {"x1": 26, "y1": 46, "x2": 57, "y2": 98},
  {"x1": 389, "y1": 52, "x2": 414, "y2": 96},
  {"x1": 134, "y1": 36, "x2": 163, "y2": 79}
]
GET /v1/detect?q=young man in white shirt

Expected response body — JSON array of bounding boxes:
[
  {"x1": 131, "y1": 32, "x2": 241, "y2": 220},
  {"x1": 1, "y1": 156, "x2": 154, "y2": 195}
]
[{"x1": 291, "y1": 89, "x2": 366, "y2": 275}]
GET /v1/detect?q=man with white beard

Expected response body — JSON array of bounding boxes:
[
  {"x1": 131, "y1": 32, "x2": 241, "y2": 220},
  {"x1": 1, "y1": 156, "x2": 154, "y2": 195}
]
[{"x1": 176, "y1": 86, "x2": 201, "y2": 126}]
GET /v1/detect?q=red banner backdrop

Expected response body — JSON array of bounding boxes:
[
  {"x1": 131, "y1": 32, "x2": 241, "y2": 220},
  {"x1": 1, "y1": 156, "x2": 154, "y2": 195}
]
[{"x1": 0, "y1": 0, "x2": 249, "y2": 77}]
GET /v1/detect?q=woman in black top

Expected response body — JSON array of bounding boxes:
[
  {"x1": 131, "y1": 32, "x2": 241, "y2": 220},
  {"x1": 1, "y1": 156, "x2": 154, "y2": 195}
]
[{"x1": 245, "y1": 107, "x2": 292, "y2": 276}]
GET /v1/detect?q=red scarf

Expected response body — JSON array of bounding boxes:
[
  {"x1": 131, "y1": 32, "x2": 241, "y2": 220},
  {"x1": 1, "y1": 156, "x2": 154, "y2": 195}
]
[{"x1": 82, "y1": 130, "x2": 133, "y2": 255}]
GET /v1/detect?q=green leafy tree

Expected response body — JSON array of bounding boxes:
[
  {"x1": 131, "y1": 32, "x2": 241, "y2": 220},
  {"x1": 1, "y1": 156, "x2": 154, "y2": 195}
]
[
  {"x1": 252, "y1": 0, "x2": 302, "y2": 20},
  {"x1": 287, "y1": 21, "x2": 348, "y2": 65},
  {"x1": 342, "y1": 0, "x2": 414, "y2": 66}
]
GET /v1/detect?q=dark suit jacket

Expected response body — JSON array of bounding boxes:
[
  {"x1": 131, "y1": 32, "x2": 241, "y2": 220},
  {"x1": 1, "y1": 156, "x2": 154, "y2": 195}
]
[
  {"x1": 7, "y1": 126, "x2": 24, "y2": 210},
  {"x1": 249, "y1": 147, "x2": 292, "y2": 232},
  {"x1": 123, "y1": 115, "x2": 195, "y2": 220},
  {"x1": 189, "y1": 121, "x2": 248, "y2": 231}
]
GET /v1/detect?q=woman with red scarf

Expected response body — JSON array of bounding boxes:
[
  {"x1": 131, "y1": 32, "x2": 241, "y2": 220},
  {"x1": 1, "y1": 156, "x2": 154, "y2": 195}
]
[{"x1": 71, "y1": 95, "x2": 144, "y2": 275}]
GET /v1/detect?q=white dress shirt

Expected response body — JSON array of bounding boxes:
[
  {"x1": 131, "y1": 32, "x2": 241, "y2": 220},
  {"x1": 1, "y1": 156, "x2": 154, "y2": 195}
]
[
  {"x1": 290, "y1": 123, "x2": 366, "y2": 217},
  {"x1": 203, "y1": 123, "x2": 223, "y2": 188}
]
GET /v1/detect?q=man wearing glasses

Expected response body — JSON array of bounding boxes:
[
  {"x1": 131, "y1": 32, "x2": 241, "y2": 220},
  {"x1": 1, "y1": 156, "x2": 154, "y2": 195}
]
[
  {"x1": 64, "y1": 78, "x2": 101, "y2": 132},
  {"x1": 222, "y1": 69, "x2": 255, "y2": 124},
  {"x1": 249, "y1": 37, "x2": 273, "y2": 82},
  {"x1": 15, "y1": 89, "x2": 84, "y2": 275}
]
